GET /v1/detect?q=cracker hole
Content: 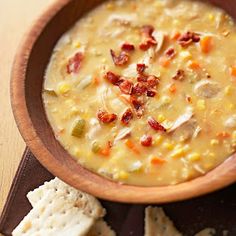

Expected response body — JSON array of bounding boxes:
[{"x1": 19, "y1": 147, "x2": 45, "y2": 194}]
[{"x1": 62, "y1": 223, "x2": 66, "y2": 228}]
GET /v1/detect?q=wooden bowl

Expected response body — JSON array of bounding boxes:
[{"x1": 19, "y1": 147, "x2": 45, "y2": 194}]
[{"x1": 11, "y1": 0, "x2": 236, "y2": 203}]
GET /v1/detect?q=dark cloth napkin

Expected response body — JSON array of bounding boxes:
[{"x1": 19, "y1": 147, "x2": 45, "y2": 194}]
[{"x1": 0, "y1": 148, "x2": 236, "y2": 236}]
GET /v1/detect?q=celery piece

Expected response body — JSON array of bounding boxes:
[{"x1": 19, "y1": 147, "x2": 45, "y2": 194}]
[{"x1": 71, "y1": 119, "x2": 86, "y2": 138}]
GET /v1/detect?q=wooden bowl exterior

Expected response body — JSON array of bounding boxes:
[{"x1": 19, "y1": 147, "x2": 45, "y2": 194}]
[{"x1": 11, "y1": 0, "x2": 236, "y2": 203}]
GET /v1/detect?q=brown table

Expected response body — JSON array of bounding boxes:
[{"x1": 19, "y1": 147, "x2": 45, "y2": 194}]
[{"x1": 0, "y1": 1, "x2": 55, "y2": 235}]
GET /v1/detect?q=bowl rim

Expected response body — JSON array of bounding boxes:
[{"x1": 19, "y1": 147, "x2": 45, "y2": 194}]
[{"x1": 10, "y1": 0, "x2": 236, "y2": 203}]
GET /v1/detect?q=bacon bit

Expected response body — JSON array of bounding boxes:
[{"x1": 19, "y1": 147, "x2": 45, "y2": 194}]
[
  {"x1": 148, "y1": 117, "x2": 166, "y2": 132},
  {"x1": 169, "y1": 83, "x2": 177, "y2": 93},
  {"x1": 67, "y1": 52, "x2": 84, "y2": 74},
  {"x1": 137, "y1": 63, "x2": 147, "y2": 74},
  {"x1": 119, "y1": 80, "x2": 133, "y2": 95},
  {"x1": 110, "y1": 49, "x2": 129, "y2": 66},
  {"x1": 165, "y1": 48, "x2": 176, "y2": 59},
  {"x1": 124, "y1": 139, "x2": 140, "y2": 154},
  {"x1": 147, "y1": 90, "x2": 156, "y2": 97},
  {"x1": 139, "y1": 38, "x2": 157, "y2": 51},
  {"x1": 200, "y1": 36, "x2": 213, "y2": 54},
  {"x1": 178, "y1": 31, "x2": 200, "y2": 47},
  {"x1": 121, "y1": 43, "x2": 135, "y2": 51},
  {"x1": 97, "y1": 110, "x2": 117, "y2": 123},
  {"x1": 130, "y1": 96, "x2": 144, "y2": 118},
  {"x1": 147, "y1": 75, "x2": 159, "y2": 88},
  {"x1": 172, "y1": 69, "x2": 185, "y2": 81},
  {"x1": 140, "y1": 135, "x2": 153, "y2": 147},
  {"x1": 171, "y1": 31, "x2": 181, "y2": 40},
  {"x1": 108, "y1": 141, "x2": 113, "y2": 148},
  {"x1": 105, "y1": 71, "x2": 121, "y2": 85},
  {"x1": 159, "y1": 56, "x2": 171, "y2": 68},
  {"x1": 137, "y1": 74, "x2": 148, "y2": 82},
  {"x1": 140, "y1": 25, "x2": 155, "y2": 37},
  {"x1": 217, "y1": 132, "x2": 231, "y2": 139},
  {"x1": 139, "y1": 25, "x2": 157, "y2": 51},
  {"x1": 151, "y1": 157, "x2": 166, "y2": 165},
  {"x1": 121, "y1": 108, "x2": 133, "y2": 125},
  {"x1": 132, "y1": 82, "x2": 147, "y2": 96}
]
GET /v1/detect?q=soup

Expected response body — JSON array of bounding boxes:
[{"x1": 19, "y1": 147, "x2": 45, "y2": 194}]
[{"x1": 43, "y1": 0, "x2": 236, "y2": 186}]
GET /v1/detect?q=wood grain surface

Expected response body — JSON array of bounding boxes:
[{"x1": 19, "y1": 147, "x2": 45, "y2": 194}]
[{"x1": 0, "y1": 0, "x2": 56, "y2": 223}]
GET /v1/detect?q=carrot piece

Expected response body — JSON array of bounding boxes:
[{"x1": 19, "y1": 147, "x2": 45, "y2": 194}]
[
  {"x1": 216, "y1": 132, "x2": 231, "y2": 139},
  {"x1": 188, "y1": 60, "x2": 201, "y2": 70},
  {"x1": 99, "y1": 142, "x2": 111, "y2": 157},
  {"x1": 94, "y1": 77, "x2": 100, "y2": 85},
  {"x1": 230, "y1": 66, "x2": 236, "y2": 77},
  {"x1": 169, "y1": 83, "x2": 177, "y2": 93},
  {"x1": 151, "y1": 157, "x2": 166, "y2": 165},
  {"x1": 159, "y1": 57, "x2": 171, "y2": 68},
  {"x1": 124, "y1": 139, "x2": 140, "y2": 154},
  {"x1": 171, "y1": 31, "x2": 181, "y2": 40},
  {"x1": 200, "y1": 36, "x2": 213, "y2": 54},
  {"x1": 100, "y1": 146, "x2": 110, "y2": 157}
]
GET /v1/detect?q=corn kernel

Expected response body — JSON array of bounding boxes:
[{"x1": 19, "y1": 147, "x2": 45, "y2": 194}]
[
  {"x1": 208, "y1": 152, "x2": 216, "y2": 158},
  {"x1": 208, "y1": 13, "x2": 215, "y2": 21},
  {"x1": 64, "y1": 99, "x2": 74, "y2": 107},
  {"x1": 197, "y1": 100, "x2": 206, "y2": 110},
  {"x1": 101, "y1": 58, "x2": 107, "y2": 63},
  {"x1": 229, "y1": 104, "x2": 235, "y2": 110},
  {"x1": 154, "y1": 1, "x2": 162, "y2": 8},
  {"x1": 106, "y1": 3, "x2": 114, "y2": 10},
  {"x1": 119, "y1": 171, "x2": 129, "y2": 180},
  {"x1": 154, "y1": 135, "x2": 163, "y2": 145},
  {"x1": 173, "y1": 19, "x2": 179, "y2": 26},
  {"x1": 171, "y1": 148, "x2": 184, "y2": 158},
  {"x1": 180, "y1": 51, "x2": 192, "y2": 60},
  {"x1": 232, "y1": 131, "x2": 236, "y2": 140},
  {"x1": 224, "y1": 86, "x2": 232, "y2": 95},
  {"x1": 211, "y1": 139, "x2": 219, "y2": 146},
  {"x1": 162, "y1": 96, "x2": 171, "y2": 103},
  {"x1": 163, "y1": 142, "x2": 174, "y2": 150},
  {"x1": 75, "y1": 42, "x2": 81, "y2": 48},
  {"x1": 72, "y1": 147, "x2": 81, "y2": 157},
  {"x1": 188, "y1": 153, "x2": 200, "y2": 162},
  {"x1": 157, "y1": 114, "x2": 166, "y2": 122},
  {"x1": 57, "y1": 83, "x2": 71, "y2": 94}
]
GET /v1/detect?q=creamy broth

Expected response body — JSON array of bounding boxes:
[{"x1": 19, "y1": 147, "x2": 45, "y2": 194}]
[{"x1": 43, "y1": 0, "x2": 236, "y2": 186}]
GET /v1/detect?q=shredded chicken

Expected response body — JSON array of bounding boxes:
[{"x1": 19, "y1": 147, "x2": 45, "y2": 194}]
[
  {"x1": 194, "y1": 80, "x2": 220, "y2": 98},
  {"x1": 114, "y1": 128, "x2": 132, "y2": 143},
  {"x1": 225, "y1": 115, "x2": 236, "y2": 128},
  {"x1": 153, "y1": 31, "x2": 165, "y2": 53},
  {"x1": 168, "y1": 107, "x2": 194, "y2": 133}
]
